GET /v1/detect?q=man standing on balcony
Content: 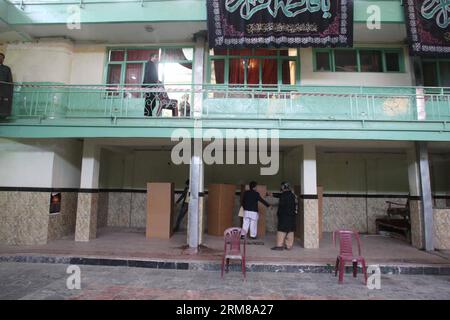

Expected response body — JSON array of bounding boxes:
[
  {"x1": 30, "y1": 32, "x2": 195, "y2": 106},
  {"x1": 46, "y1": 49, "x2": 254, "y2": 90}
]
[
  {"x1": 143, "y1": 53, "x2": 160, "y2": 116},
  {"x1": 0, "y1": 52, "x2": 13, "y2": 118}
]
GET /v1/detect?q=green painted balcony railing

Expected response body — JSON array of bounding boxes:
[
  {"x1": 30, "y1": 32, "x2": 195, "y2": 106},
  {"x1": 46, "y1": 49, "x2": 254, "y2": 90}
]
[{"x1": 6, "y1": 83, "x2": 450, "y2": 122}]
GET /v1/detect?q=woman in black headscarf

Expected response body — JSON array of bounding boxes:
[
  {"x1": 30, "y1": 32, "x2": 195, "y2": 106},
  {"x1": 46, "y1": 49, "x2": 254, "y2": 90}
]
[{"x1": 271, "y1": 182, "x2": 298, "y2": 251}]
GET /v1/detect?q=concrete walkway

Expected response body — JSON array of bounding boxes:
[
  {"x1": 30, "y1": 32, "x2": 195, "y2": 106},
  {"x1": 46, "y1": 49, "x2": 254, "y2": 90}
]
[
  {"x1": 0, "y1": 262, "x2": 449, "y2": 300},
  {"x1": 1, "y1": 228, "x2": 449, "y2": 266}
]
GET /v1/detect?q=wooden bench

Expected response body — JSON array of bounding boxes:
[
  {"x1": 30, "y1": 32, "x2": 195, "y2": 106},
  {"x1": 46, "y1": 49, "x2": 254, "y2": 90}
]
[{"x1": 375, "y1": 198, "x2": 411, "y2": 242}]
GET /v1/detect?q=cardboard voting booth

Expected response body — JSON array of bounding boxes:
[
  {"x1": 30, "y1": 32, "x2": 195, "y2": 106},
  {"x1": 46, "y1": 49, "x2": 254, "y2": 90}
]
[
  {"x1": 146, "y1": 182, "x2": 174, "y2": 239},
  {"x1": 207, "y1": 184, "x2": 236, "y2": 236}
]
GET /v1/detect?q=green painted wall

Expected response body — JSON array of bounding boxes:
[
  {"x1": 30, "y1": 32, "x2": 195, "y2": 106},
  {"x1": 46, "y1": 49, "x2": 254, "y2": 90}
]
[
  {"x1": 99, "y1": 149, "x2": 125, "y2": 189},
  {"x1": 98, "y1": 148, "x2": 449, "y2": 195},
  {"x1": 317, "y1": 152, "x2": 409, "y2": 194},
  {"x1": 430, "y1": 157, "x2": 450, "y2": 196}
]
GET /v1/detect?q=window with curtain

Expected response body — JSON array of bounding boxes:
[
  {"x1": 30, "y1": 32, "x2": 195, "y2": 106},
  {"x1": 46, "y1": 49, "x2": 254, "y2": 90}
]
[
  {"x1": 209, "y1": 49, "x2": 298, "y2": 87},
  {"x1": 106, "y1": 48, "x2": 193, "y2": 99}
]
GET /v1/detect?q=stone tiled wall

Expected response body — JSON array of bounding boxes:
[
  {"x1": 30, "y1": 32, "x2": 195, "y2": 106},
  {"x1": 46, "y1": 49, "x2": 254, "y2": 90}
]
[
  {"x1": 434, "y1": 209, "x2": 450, "y2": 250},
  {"x1": 107, "y1": 192, "x2": 132, "y2": 227},
  {"x1": 367, "y1": 197, "x2": 409, "y2": 234},
  {"x1": 301, "y1": 199, "x2": 320, "y2": 249},
  {"x1": 96, "y1": 192, "x2": 450, "y2": 249},
  {"x1": 0, "y1": 192, "x2": 49, "y2": 245},
  {"x1": 322, "y1": 196, "x2": 409, "y2": 234},
  {"x1": 410, "y1": 200, "x2": 424, "y2": 249},
  {"x1": 97, "y1": 192, "x2": 109, "y2": 228},
  {"x1": 434, "y1": 198, "x2": 449, "y2": 209},
  {"x1": 131, "y1": 193, "x2": 146, "y2": 228},
  {"x1": 99, "y1": 192, "x2": 280, "y2": 233},
  {"x1": 47, "y1": 192, "x2": 78, "y2": 241},
  {"x1": 75, "y1": 193, "x2": 98, "y2": 242},
  {"x1": 322, "y1": 197, "x2": 367, "y2": 232}
]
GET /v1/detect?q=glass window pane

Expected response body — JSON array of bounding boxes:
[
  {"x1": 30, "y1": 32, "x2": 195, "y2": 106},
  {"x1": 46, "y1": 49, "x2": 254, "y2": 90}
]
[
  {"x1": 107, "y1": 64, "x2": 121, "y2": 84},
  {"x1": 127, "y1": 49, "x2": 158, "y2": 61},
  {"x1": 335, "y1": 50, "x2": 357, "y2": 72},
  {"x1": 282, "y1": 60, "x2": 296, "y2": 85},
  {"x1": 109, "y1": 50, "x2": 125, "y2": 62},
  {"x1": 160, "y1": 62, "x2": 193, "y2": 106},
  {"x1": 261, "y1": 59, "x2": 278, "y2": 85},
  {"x1": 210, "y1": 60, "x2": 225, "y2": 84},
  {"x1": 423, "y1": 62, "x2": 439, "y2": 87},
  {"x1": 125, "y1": 63, "x2": 143, "y2": 97},
  {"x1": 125, "y1": 63, "x2": 143, "y2": 84},
  {"x1": 247, "y1": 58, "x2": 260, "y2": 85},
  {"x1": 385, "y1": 52, "x2": 400, "y2": 72},
  {"x1": 359, "y1": 50, "x2": 383, "y2": 72},
  {"x1": 161, "y1": 48, "x2": 193, "y2": 62},
  {"x1": 316, "y1": 52, "x2": 331, "y2": 71},
  {"x1": 288, "y1": 48, "x2": 297, "y2": 57},
  {"x1": 439, "y1": 62, "x2": 450, "y2": 87},
  {"x1": 229, "y1": 58, "x2": 245, "y2": 85}
]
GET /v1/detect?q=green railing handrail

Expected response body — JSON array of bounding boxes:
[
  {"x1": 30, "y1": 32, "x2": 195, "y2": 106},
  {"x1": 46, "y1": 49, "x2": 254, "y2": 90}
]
[{"x1": 7, "y1": 82, "x2": 450, "y2": 95}]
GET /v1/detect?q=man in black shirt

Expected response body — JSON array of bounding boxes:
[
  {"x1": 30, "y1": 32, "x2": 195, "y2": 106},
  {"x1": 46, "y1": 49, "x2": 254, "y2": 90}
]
[
  {"x1": 143, "y1": 53, "x2": 159, "y2": 116},
  {"x1": 0, "y1": 52, "x2": 13, "y2": 118},
  {"x1": 241, "y1": 181, "x2": 270, "y2": 239}
]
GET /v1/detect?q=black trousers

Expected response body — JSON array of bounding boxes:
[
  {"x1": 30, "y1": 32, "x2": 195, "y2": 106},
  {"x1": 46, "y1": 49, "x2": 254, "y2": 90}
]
[
  {"x1": 0, "y1": 96, "x2": 12, "y2": 117},
  {"x1": 144, "y1": 92, "x2": 157, "y2": 116}
]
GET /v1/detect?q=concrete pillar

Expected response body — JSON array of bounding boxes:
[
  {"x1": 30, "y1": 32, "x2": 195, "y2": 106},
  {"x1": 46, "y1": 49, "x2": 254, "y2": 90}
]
[
  {"x1": 192, "y1": 32, "x2": 206, "y2": 119},
  {"x1": 407, "y1": 143, "x2": 434, "y2": 251},
  {"x1": 187, "y1": 138, "x2": 203, "y2": 250},
  {"x1": 299, "y1": 143, "x2": 319, "y2": 249},
  {"x1": 187, "y1": 31, "x2": 206, "y2": 249},
  {"x1": 75, "y1": 140, "x2": 101, "y2": 242}
]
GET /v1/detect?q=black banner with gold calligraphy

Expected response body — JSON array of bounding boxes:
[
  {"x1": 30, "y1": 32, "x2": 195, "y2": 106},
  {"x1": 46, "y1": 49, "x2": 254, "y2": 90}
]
[
  {"x1": 207, "y1": 0, "x2": 353, "y2": 48},
  {"x1": 207, "y1": 0, "x2": 354, "y2": 49},
  {"x1": 404, "y1": 0, "x2": 450, "y2": 57}
]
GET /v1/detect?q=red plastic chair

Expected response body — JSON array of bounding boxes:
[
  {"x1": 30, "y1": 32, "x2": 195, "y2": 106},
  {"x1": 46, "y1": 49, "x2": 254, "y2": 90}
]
[
  {"x1": 333, "y1": 230, "x2": 368, "y2": 285},
  {"x1": 221, "y1": 227, "x2": 246, "y2": 279}
]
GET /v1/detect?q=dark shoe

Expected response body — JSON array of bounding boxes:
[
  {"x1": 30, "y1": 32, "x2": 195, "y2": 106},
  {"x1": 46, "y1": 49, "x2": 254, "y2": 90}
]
[
  {"x1": 250, "y1": 237, "x2": 257, "y2": 240},
  {"x1": 240, "y1": 235, "x2": 245, "y2": 240},
  {"x1": 271, "y1": 246, "x2": 284, "y2": 251}
]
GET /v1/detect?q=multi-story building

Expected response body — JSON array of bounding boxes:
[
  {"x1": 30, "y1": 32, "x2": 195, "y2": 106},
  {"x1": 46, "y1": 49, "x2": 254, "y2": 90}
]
[{"x1": 0, "y1": 0, "x2": 449, "y2": 253}]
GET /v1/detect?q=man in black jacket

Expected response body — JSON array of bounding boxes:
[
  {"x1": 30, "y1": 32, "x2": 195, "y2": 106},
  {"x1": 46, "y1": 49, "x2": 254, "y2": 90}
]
[
  {"x1": 143, "y1": 53, "x2": 159, "y2": 116},
  {"x1": 0, "y1": 52, "x2": 13, "y2": 118},
  {"x1": 270, "y1": 182, "x2": 298, "y2": 251},
  {"x1": 241, "y1": 181, "x2": 270, "y2": 239}
]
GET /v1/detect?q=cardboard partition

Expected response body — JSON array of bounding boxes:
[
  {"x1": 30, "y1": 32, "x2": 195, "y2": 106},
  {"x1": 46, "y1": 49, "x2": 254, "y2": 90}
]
[
  {"x1": 207, "y1": 184, "x2": 236, "y2": 236},
  {"x1": 146, "y1": 182, "x2": 174, "y2": 239}
]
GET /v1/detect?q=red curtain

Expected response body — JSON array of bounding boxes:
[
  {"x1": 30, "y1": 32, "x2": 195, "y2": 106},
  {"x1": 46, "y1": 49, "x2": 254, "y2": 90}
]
[{"x1": 213, "y1": 49, "x2": 290, "y2": 85}]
